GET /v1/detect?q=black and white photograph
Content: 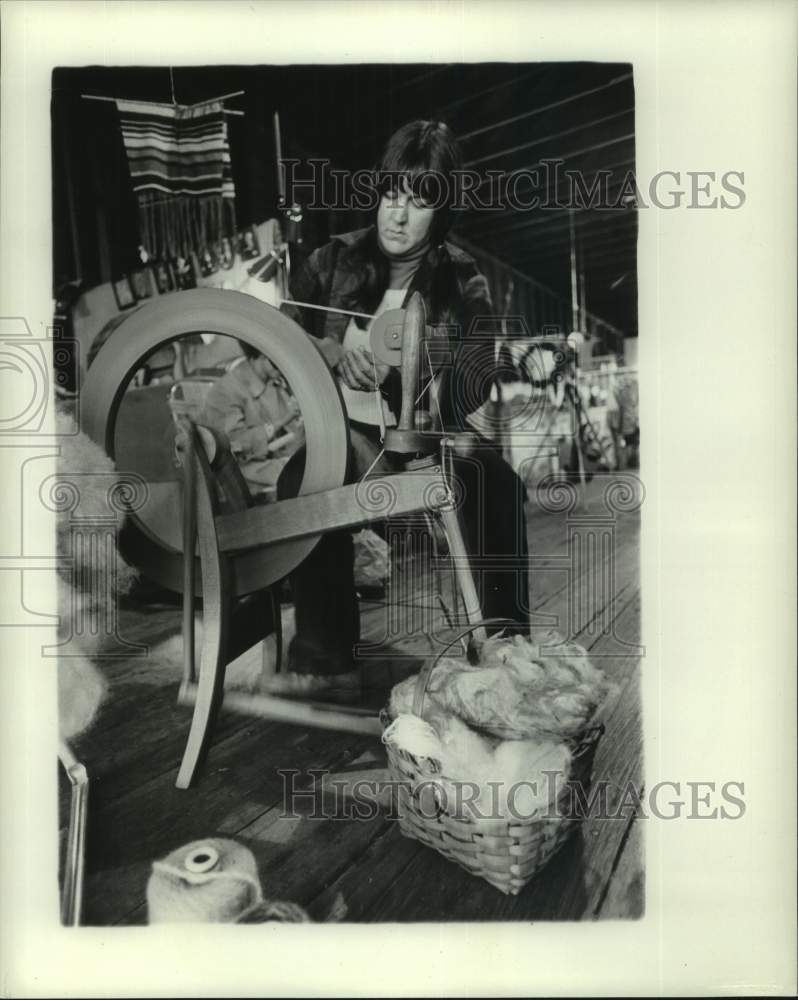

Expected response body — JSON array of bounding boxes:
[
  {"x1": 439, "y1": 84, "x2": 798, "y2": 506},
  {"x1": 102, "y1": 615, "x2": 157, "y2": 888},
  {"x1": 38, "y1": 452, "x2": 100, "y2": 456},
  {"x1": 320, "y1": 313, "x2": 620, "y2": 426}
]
[
  {"x1": 218, "y1": 235, "x2": 235, "y2": 269},
  {"x1": 199, "y1": 245, "x2": 219, "y2": 277},
  {"x1": 173, "y1": 253, "x2": 198, "y2": 289},
  {"x1": 0, "y1": 2, "x2": 795, "y2": 997},
  {"x1": 152, "y1": 259, "x2": 175, "y2": 294},
  {"x1": 111, "y1": 273, "x2": 136, "y2": 309},
  {"x1": 129, "y1": 265, "x2": 154, "y2": 301},
  {"x1": 49, "y1": 57, "x2": 645, "y2": 927},
  {"x1": 238, "y1": 224, "x2": 261, "y2": 260}
]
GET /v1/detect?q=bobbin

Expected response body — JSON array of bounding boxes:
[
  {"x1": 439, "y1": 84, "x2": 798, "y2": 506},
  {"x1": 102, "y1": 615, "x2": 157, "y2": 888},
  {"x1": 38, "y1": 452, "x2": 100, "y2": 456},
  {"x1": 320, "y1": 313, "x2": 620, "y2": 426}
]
[{"x1": 183, "y1": 844, "x2": 220, "y2": 874}]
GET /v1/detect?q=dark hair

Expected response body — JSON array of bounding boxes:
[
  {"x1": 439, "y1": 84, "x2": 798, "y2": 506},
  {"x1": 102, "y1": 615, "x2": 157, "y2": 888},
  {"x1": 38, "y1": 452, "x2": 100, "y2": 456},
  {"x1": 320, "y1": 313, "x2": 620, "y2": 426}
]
[
  {"x1": 373, "y1": 120, "x2": 463, "y2": 243},
  {"x1": 342, "y1": 121, "x2": 463, "y2": 327}
]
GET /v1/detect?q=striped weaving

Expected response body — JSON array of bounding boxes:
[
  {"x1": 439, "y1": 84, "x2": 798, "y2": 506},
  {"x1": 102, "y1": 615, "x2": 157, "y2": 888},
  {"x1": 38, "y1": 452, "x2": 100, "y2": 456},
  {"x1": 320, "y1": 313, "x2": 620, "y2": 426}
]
[{"x1": 117, "y1": 98, "x2": 237, "y2": 259}]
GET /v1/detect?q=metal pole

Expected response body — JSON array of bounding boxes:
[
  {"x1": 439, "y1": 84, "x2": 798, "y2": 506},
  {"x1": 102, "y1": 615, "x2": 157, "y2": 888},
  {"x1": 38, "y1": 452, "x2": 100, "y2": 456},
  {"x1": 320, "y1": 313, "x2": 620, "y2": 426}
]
[
  {"x1": 569, "y1": 210, "x2": 579, "y2": 332},
  {"x1": 274, "y1": 111, "x2": 285, "y2": 206}
]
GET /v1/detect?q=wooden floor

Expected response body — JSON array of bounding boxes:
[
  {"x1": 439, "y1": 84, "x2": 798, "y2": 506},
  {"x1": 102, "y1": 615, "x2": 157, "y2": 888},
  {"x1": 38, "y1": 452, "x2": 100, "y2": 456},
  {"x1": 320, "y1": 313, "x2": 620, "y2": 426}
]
[{"x1": 59, "y1": 474, "x2": 643, "y2": 925}]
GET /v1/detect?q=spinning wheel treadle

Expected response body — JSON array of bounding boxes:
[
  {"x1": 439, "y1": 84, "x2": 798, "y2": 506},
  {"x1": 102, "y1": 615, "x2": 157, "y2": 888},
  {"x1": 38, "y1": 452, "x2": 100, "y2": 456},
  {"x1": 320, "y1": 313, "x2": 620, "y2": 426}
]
[{"x1": 80, "y1": 288, "x2": 350, "y2": 595}]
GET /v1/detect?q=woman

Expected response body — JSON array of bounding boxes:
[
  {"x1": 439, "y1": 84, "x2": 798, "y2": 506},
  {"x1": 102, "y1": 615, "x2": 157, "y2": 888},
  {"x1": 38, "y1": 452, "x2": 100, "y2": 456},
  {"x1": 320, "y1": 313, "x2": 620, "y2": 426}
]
[{"x1": 280, "y1": 120, "x2": 530, "y2": 681}]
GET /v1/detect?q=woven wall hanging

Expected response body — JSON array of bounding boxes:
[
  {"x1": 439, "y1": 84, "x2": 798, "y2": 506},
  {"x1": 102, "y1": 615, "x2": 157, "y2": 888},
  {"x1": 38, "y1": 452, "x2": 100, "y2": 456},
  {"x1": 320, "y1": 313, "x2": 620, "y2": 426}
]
[{"x1": 116, "y1": 98, "x2": 237, "y2": 261}]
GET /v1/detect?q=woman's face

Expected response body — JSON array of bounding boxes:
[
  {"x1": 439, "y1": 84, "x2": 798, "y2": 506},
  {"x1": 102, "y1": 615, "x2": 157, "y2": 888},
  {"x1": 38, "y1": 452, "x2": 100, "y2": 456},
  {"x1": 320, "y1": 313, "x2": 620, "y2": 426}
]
[{"x1": 377, "y1": 179, "x2": 435, "y2": 256}]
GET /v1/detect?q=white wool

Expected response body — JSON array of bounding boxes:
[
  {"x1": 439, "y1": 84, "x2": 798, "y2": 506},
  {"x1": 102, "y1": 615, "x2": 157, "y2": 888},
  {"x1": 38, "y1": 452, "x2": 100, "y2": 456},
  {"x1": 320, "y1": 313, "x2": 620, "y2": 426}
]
[
  {"x1": 387, "y1": 656, "x2": 467, "y2": 718},
  {"x1": 226, "y1": 605, "x2": 296, "y2": 691},
  {"x1": 384, "y1": 630, "x2": 604, "y2": 822},
  {"x1": 223, "y1": 641, "x2": 268, "y2": 693},
  {"x1": 56, "y1": 574, "x2": 110, "y2": 737},
  {"x1": 429, "y1": 714, "x2": 571, "y2": 821},
  {"x1": 55, "y1": 408, "x2": 138, "y2": 595},
  {"x1": 144, "y1": 625, "x2": 200, "y2": 684},
  {"x1": 353, "y1": 528, "x2": 390, "y2": 588},
  {"x1": 389, "y1": 630, "x2": 612, "y2": 742},
  {"x1": 492, "y1": 738, "x2": 571, "y2": 818},
  {"x1": 436, "y1": 714, "x2": 499, "y2": 782},
  {"x1": 382, "y1": 713, "x2": 442, "y2": 761},
  {"x1": 416, "y1": 714, "x2": 571, "y2": 823},
  {"x1": 52, "y1": 408, "x2": 150, "y2": 741},
  {"x1": 56, "y1": 409, "x2": 116, "y2": 484},
  {"x1": 58, "y1": 654, "x2": 108, "y2": 738},
  {"x1": 144, "y1": 607, "x2": 297, "y2": 692},
  {"x1": 56, "y1": 576, "x2": 103, "y2": 660}
]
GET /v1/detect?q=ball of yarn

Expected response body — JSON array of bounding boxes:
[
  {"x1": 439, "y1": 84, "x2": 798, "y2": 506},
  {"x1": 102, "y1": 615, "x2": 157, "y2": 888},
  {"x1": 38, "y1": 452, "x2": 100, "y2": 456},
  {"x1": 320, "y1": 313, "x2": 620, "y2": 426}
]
[
  {"x1": 147, "y1": 838, "x2": 263, "y2": 923},
  {"x1": 239, "y1": 900, "x2": 311, "y2": 923}
]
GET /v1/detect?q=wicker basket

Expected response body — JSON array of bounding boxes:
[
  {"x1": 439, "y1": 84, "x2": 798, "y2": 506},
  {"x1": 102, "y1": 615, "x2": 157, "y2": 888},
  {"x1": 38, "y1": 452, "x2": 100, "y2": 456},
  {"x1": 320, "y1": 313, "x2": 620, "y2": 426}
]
[{"x1": 381, "y1": 621, "x2": 605, "y2": 896}]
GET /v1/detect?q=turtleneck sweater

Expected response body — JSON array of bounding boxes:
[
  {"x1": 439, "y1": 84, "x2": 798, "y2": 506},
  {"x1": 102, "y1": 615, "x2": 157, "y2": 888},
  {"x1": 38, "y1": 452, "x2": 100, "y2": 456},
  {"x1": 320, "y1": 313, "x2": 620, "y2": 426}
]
[{"x1": 380, "y1": 234, "x2": 431, "y2": 289}]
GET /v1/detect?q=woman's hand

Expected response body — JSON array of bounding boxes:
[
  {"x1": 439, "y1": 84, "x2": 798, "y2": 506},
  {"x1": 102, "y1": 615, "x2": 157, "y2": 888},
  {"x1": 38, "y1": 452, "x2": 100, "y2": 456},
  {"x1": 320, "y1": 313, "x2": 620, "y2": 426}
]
[{"x1": 337, "y1": 347, "x2": 390, "y2": 392}]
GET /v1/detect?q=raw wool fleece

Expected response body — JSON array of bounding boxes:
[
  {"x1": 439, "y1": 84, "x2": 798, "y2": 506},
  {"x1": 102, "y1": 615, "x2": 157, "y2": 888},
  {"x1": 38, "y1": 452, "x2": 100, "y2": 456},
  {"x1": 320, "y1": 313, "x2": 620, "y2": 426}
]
[
  {"x1": 55, "y1": 408, "x2": 137, "y2": 738},
  {"x1": 54, "y1": 408, "x2": 138, "y2": 596},
  {"x1": 389, "y1": 629, "x2": 611, "y2": 742},
  {"x1": 383, "y1": 711, "x2": 571, "y2": 819},
  {"x1": 353, "y1": 528, "x2": 390, "y2": 589},
  {"x1": 384, "y1": 629, "x2": 608, "y2": 821},
  {"x1": 146, "y1": 606, "x2": 297, "y2": 691},
  {"x1": 435, "y1": 715, "x2": 572, "y2": 819},
  {"x1": 58, "y1": 653, "x2": 109, "y2": 740}
]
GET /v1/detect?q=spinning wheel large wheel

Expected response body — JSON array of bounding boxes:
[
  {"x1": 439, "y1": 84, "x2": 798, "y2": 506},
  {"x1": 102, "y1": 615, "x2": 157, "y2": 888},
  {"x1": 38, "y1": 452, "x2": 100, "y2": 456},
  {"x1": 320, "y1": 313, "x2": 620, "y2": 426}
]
[{"x1": 81, "y1": 288, "x2": 350, "y2": 595}]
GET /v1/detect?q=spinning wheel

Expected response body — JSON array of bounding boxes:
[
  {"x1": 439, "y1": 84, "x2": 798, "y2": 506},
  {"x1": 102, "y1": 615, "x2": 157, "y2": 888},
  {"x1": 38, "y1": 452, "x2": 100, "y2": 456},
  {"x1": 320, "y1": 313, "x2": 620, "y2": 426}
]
[
  {"x1": 82, "y1": 288, "x2": 486, "y2": 789},
  {"x1": 81, "y1": 289, "x2": 350, "y2": 594}
]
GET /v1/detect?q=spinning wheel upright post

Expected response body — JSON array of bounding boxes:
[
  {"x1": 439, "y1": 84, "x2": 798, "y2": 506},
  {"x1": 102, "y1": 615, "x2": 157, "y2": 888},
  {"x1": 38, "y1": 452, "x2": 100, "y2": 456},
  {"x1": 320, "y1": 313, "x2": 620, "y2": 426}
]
[{"x1": 381, "y1": 294, "x2": 486, "y2": 645}]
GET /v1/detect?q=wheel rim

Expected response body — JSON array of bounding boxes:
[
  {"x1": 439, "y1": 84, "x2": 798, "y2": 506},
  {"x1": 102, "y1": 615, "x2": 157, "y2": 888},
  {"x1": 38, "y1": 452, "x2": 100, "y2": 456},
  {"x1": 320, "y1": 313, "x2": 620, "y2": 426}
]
[{"x1": 81, "y1": 288, "x2": 350, "y2": 594}]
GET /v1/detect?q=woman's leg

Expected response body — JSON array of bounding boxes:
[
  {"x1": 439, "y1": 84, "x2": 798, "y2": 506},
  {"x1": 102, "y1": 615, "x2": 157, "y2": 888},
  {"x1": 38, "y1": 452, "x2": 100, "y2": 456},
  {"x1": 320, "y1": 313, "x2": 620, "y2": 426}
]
[
  {"x1": 450, "y1": 440, "x2": 530, "y2": 632},
  {"x1": 288, "y1": 529, "x2": 360, "y2": 675},
  {"x1": 279, "y1": 423, "x2": 396, "y2": 676}
]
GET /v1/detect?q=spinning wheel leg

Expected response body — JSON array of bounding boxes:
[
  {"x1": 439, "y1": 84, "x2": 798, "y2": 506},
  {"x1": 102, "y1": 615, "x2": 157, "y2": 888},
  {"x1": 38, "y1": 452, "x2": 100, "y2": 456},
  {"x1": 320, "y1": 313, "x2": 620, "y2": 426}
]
[
  {"x1": 179, "y1": 420, "x2": 198, "y2": 689},
  {"x1": 262, "y1": 587, "x2": 283, "y2": 678},
  {"x1": 176, "y1": 586, "x2": 231, "y2": 789},
  {"x1": 176, "y1": 444, "x2": 232, "y2": 790},
  {"x1": 176, "y1": 617, "x2": 228, "y2": 789},
  {"x1": 438, "y1": 504, "x2": 487, "y2": 644}
]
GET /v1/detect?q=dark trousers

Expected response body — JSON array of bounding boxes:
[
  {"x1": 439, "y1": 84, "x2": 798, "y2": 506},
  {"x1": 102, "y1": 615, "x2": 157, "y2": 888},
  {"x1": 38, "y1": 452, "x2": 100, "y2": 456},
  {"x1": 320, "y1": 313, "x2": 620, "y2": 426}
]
[{"x1": 281, "y1": 423, "x2": 530, "y2": 675}]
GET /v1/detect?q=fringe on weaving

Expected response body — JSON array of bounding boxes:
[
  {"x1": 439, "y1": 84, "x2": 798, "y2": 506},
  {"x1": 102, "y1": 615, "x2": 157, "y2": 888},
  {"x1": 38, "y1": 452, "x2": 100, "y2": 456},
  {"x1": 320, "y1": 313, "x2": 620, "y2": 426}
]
[{"x1": 138, "y1": 194, "x2": 237, "y2": 261}]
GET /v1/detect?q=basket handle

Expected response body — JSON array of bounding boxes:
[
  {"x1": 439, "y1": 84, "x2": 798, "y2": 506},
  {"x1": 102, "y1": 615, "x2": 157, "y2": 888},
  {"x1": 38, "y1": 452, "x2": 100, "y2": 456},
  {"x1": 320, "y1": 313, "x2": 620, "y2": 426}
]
[{"x1": 411, "y1": 618, "x2": 519, "y2": 718}]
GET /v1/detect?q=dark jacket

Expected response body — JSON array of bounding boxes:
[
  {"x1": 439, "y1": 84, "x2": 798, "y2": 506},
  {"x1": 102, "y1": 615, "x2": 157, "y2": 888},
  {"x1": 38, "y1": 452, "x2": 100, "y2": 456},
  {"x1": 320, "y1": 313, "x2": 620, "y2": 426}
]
[{"x1": 281, "y1": 226, "x2": 497, "y2": 431}]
